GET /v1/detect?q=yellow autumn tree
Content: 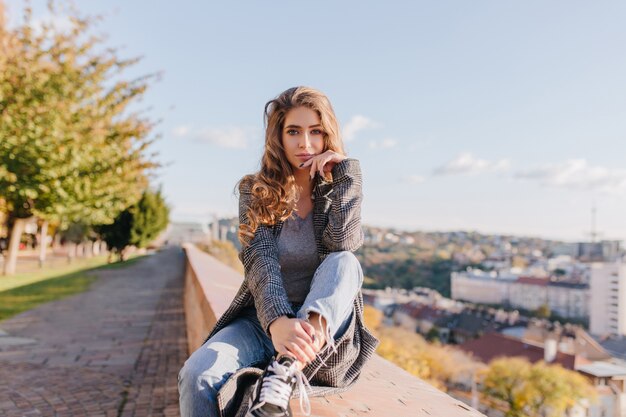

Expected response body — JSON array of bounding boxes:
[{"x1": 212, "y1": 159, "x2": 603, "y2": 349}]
[
  {"x1": 364, "y1": 305, "x2": 482, "y2": 390},
  {"x1": 481, "y1": 357, "x2": 595, "y2": 417}
]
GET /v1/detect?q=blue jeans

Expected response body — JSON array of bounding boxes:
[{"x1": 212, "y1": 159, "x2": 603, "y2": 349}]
[{"x1": 178, "y1": 251, "x2": 363, "y2": 417}]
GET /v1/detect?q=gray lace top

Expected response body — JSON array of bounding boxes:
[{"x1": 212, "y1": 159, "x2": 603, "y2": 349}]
[{"x1": 277, "y1": 211, "x2": 320, "y2": 303}]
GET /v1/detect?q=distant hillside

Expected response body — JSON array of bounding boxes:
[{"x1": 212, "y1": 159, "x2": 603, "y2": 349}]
[{"x1": 216, "y1": 219, "x2": 573, "y2": 297}]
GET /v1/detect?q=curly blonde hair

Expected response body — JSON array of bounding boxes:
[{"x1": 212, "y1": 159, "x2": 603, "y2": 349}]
[{"x1": 238, "y1": 86, "x2": 345, "y2": 246}]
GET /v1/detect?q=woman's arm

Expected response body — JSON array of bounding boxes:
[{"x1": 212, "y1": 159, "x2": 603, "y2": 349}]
[
  {"x1": 238, "y1": 180, "x2": 295, "y2": 336},
  {"x1": 321, "y1": 158, "x2": 364, "y2": 252}
]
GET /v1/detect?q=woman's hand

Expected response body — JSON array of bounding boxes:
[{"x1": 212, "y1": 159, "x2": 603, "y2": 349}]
[
  {"x1": 269, "y1": 316, "x2": 319, "y2": 364},
  {"x1": 299, "y1": 150, "x2": 347, "y2": 180}
]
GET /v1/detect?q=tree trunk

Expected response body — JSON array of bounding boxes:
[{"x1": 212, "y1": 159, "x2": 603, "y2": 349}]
[
  {"x1": 86, "y1": 240, "x2": 93, "y2": 258},
  {"x1": 67, "y1": 242, "x2": 77, "y2": 264},
  {"x1": 38, "y1": 220, "x2": 48, "y2": 268},
  {"x1": 76, "y1": 242, "x2": 84, "y2": 258},
  {"x1": 92, "y1": 239, "x2": 100, "y2": 256},
  {"x1": 53, "y1": 233, "x2": 62, "y2": 251},
  {"x1": 3, "y1": 217, "x2": 27, "y2": 275}
]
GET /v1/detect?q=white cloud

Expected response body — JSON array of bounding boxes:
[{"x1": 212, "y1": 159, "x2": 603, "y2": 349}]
[
  {"x1": 343, "y1": 115, "x2": 380, "y2": 141},
  {"x1": 433, "y1": 152, "x2": 511, "y2": 176},
  {"x1": 404, "y1": 175, "x2": 426, "y2": 184},
  {"x1": 172, "y1": 125, "x2": 190, "y2": 137},
  {"x1": 515, "y1": 159, "x2": 626, "y2": 194},
  {"x1": 368, "y1": 138, "x2": 397, "y2": 150},
  {"x1": 172, "y1": 125, "x2": 257, "y2": 149}
]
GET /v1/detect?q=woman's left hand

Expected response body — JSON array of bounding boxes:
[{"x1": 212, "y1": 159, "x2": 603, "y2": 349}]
[{"x1": 299, "y1": 150, "x2": 346, "y2": 180}]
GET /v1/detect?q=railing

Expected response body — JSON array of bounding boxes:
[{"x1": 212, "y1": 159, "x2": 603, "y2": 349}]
[{"x1": 182, "y1": 243, "x2": 486, "y2": 417}]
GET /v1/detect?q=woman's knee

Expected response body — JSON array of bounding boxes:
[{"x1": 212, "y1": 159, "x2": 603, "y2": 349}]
[
  {"x1": 178, "y1": 344, "x2": 238, "y2": 400},
  {"x1": 323, "y1": 251, "x2": 363, "y2": 285},
  {"x1": 178, "y1": 358, "x2": 219, "y2": 398}
]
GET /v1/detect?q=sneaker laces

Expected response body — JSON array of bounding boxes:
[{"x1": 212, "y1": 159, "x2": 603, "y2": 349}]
[{"x1": 249, "y1": 358, "x2": 312, "y2": 416}]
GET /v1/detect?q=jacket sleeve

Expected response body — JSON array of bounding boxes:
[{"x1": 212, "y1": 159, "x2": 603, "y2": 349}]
[
  {"x1": 238, "y1": 180, "x2": 294, "y2": 336},
  {"x1": 321, "y1": 158, "x2": 364, "y2": 252}
]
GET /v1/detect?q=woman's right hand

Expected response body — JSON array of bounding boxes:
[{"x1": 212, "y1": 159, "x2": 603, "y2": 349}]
[{"x1": 269, "y1": 316, "x2": 318, "y2": 364}]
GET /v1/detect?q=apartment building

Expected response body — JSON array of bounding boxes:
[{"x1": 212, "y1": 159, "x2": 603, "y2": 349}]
[
  {"x1": 450, "y1": 270, "x2": 511, "y2": 305},
  {"x1": 452, "y1": 270, "x2": 589, "y2": 319},
  {"x1": 590, "y1": 261, "x2": 626, "y2": 337}
]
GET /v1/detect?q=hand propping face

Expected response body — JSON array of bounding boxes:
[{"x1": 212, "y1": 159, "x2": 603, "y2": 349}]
[{"x1": 299, "y1": 150, "x2": 346, "y2": 181}]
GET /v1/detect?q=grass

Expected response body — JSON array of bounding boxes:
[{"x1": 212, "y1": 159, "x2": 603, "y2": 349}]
[
  {"x1": 0, "y1": 253, "x2": 148, "y2": 293},
  {"x1": 0, "y1": 254, "x2": 149, "y2": 322},
  {"x1": 0, "y1": 255, "x2": 110, "y2": 293},
  {"x1": 0, "y1": 269, "x2": 98, "y2": 322}
]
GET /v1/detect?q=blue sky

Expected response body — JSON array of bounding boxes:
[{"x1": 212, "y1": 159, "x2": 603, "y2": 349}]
[{"x1": 9, "y1": 0, "x2": 626, "y2": 242}]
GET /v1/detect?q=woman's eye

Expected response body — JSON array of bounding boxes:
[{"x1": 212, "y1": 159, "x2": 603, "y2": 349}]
[
  {"x1": 286, "y1": 129, "x2": 299, "y2": 135},
  {"x1": 311, "y1": 129, "x2": 324, "y2": 135}
]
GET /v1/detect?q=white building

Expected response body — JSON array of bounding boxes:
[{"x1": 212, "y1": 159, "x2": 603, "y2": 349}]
[
  {"x1": 547, "y1": 282, "x2": 589, "y2": 319},
  {"x1": 165, "y1": 222, "x2": 211, "y2": 245},
  {"x1": 451, "y1": 270, "x2": 512, "y2": 305},
  {"x1": 452, "y1": 270, "x2": 589, "y2": 319},
  {"x1": 576, "y1": 361, "x2": 626, "y2": 417},
  {"x1": 590, "y1": 261, "x2": 626, "y2": 337},
  {"x1": 508, "y1": 277, "x2": 549, "y2": 311}
]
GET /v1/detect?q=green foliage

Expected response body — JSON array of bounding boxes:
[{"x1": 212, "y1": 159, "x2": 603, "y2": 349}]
[
  {"x1": 0, "y1": 2, "x2": 159, "y2": 226},
  {"x1": 426, "y1": 326, "x2": 440, "y2": 342},
  {"x1": 130, "y1": 188, "x2": 169, "y2": 248},
  {"x1": 481, "y1": 357, "x2": 596, "y2": 417},
  {"x1": 96, "y1": 188, "x2": 169, "y2": 258},
  {"x1": 357, "y1": 246, "x2": 455, "y2": 296},
  {"x1": 60, "y1": 222, "x2": 91, "y2": 244},
  {"x1": 535, "y1": 304, "x2": 551, "y2": 319},
  {"x1": 96, "y1": 209, "x2": 133, "y2": 255}
]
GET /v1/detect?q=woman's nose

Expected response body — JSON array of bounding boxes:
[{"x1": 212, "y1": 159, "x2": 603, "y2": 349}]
[{"x1": 299, "y1": 133, "x2": 311, "y2": 148}]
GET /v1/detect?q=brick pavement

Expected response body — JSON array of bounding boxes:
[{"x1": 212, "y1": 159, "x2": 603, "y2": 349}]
[{"x1": 0, "y1": 246, "x2": 188, "y2": 417}]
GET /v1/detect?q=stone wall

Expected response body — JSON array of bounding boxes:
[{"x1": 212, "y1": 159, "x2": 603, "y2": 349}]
[{"x1": 182, "y1": 244, "x2": 486, "y2": 417}]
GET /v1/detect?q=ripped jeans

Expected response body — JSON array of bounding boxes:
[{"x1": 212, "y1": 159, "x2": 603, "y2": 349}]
[{"x1": 178, "y1": 251, "x2": 363, "y2": 417}]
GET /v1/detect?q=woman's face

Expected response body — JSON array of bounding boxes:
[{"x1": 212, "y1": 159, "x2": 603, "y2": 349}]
[{"x1": 281, "y1": 106, "x2": 325, "y2": 171}]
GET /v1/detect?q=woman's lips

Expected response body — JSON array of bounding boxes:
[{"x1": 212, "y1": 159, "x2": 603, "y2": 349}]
[{"x1": 296, "y1": 154, "x2": 314, "y2": 161}]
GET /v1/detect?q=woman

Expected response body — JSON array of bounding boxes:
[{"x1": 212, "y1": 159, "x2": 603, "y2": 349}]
[{"x1": 178, "y1": 87, "x2": 378, "y2": 417}]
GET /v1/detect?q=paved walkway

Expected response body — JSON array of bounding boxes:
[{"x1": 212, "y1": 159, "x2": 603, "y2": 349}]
[{"x1": 0, "y1": 246, "x2": 188, "y2": 417}]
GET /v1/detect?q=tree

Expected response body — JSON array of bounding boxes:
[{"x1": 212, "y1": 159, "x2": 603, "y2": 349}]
[
  {"x1": 375, "y1": 325, "x2": 481, "y2": 391},
  {"x1": 362, "y1": 305, "x2": 383, "y2": 332},
  {"x1": 480, "y1": 357, "x2": 595, "y2": 417},
  {"x1": 526, "y1": 362, "x2": 595, "y2": 417},
  {"x1": 97, "y1": 188, "x2": 169, "y2": 261},
  {"x1": 129, "y1": 188, "x2": 169, "y2": 249},
  {"x1": 481, "y1": 357, "x2": 531, "y2": 417},
  {"x1": 0, "y1": 2, "x2": 159, "y2": 274},
  {"x1": 426, "y1": 327, "x2": 440, "y2": 342},
  {"x1": 96, "y1": 209, "x2": 133, "y2": 261},
  {"x1": 535, "y1": 304, "x2": 551, "y2": 319}
]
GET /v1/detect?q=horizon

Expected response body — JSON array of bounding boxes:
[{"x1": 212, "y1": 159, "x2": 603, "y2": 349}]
[{"x1": 170, "y1": 216, "x2": 624, "y2": 245}]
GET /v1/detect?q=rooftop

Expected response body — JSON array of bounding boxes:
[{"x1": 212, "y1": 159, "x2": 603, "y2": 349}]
[
  {"x1": 576, "y1": 361, "x2": 626, "y2": 378},
  {"x1": 459, "y1": 332, "x2": 590, "y2": 370}
]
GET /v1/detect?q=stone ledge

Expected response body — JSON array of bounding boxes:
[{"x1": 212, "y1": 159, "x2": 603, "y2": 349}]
[{"x1": 182, "y1": 244, "x2": 485, "y2": 417}]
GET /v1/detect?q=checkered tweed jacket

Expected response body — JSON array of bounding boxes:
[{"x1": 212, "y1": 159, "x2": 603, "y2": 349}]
[{"x1": 204, "y1": 158, "x2": 379, "y2": 417}]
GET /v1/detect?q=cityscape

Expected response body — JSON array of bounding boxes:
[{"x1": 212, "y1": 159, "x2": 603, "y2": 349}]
[{"x1": 168, "y1": 218, "x2": 626, "y2": 417}]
